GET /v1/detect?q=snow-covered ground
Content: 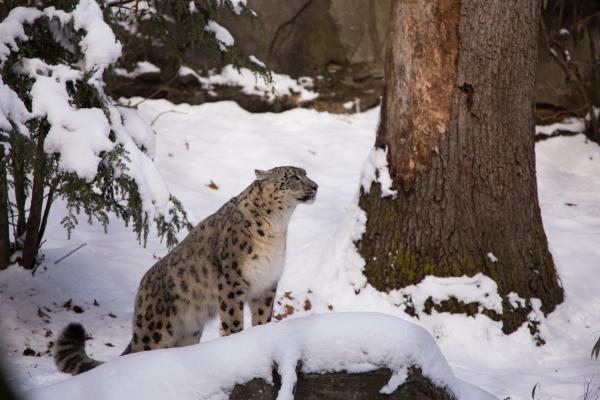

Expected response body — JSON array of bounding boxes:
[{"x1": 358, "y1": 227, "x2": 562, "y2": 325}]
[{"x1": 1, "y1": 99, "x2": 599, "y2": 399}]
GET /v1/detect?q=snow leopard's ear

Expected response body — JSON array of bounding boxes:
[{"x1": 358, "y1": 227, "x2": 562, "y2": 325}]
[{"x1": 254, "y1": 169, "x2": 269, "y2": 180}]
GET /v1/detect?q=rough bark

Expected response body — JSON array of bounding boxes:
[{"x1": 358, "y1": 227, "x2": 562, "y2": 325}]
[
  {"x1": 0, "y1": 147, "x2": 9, "y2": 270},
  {"x1": 376, "y1": 0, "x2": 459, "y2": 189},
  {"x1": 230, "y1": 367, "x2": 455, "y2": 400},
  {"x1": 358, "y1": 0, "x2": 564, "y2": 335}
]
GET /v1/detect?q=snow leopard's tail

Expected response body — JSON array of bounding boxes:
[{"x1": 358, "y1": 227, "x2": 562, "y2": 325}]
[{"x1": 53, "y1": 323, "x2": 104, "y2": 375}]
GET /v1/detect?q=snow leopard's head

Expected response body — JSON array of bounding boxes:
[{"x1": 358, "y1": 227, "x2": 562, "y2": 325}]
[{"x1": 255, "y1": 166, "x2": 318, "y2": 205}]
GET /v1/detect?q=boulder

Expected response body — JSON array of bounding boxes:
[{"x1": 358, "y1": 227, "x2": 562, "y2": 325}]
[{"x1": 230, "y1": 367, "x2": 455, "y2": 400}]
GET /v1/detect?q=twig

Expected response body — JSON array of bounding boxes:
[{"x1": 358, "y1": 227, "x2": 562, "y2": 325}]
[
  {"x1": 150, "y1": 110, "x2": 187, "y2": 126},
  {"x1": 268, "y1": 0, "x2": 313, "y2": 58},
  {"x1": 54, "y1": 243, "x2": 87, "y2": 265},
  {"x1": 131, "y1": 73, "x2": 180, "y2": 108},
  {"x1": 8, "y1": 200, "x2": 16, "y2": 242}
]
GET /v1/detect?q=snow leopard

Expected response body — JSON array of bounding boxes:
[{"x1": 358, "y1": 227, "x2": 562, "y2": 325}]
[{"x1": 54, "y1": 166, "x2": 318, "y2": 375}]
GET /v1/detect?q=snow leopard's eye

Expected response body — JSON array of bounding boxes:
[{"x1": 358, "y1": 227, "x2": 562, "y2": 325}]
[{"x1": 287, "y1": 175, "x2": 301, "y2": 188}]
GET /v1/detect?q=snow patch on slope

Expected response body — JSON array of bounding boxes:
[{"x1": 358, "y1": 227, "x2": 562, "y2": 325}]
[
  {"x1": 179, "y1": 65, "x2": 318, "y2": 102},
  {"x1": 360, "y1": 146, "x2": 397, "y2": 198},
  {"x1": 314, "y1": 201, "x2": 503, "y2": 315},
  {"x1": 535, "y1": 117, "x2": 585, "y2": 136},
  {"x1": 391, "y1": 274, "x2": 504, "y2": 315},
  {"x1": 114, "y1": 61, "x2": 161, "y2": 79}
]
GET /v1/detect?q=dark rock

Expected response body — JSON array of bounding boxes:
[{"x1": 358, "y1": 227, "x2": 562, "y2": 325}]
[
  {"x1": 72, "y1": 305, "x2": 84, "y2": 314},
  {"x1": 229, "y1": 367, "x2": 456, "y2": 400},
  {"x1": 22, "y1": 348, "x2": 36, "y2": 357}
]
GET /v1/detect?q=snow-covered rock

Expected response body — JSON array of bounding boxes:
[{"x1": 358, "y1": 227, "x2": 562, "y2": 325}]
[
  {"x1": 26, "y1": 313, "x2": 494, "y2": 400},
  {"x1": 178, "y1": 65, "x2": 318, "y2": 103}
]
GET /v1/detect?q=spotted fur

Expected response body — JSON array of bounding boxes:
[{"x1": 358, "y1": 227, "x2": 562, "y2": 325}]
[{"x1": 54, "y1": 166, "x2": 318, "y2": 375}]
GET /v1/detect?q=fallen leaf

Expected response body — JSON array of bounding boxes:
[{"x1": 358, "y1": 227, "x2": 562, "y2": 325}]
[
  {"x1": 283, "y1": 291, "x2": 294, "y2": 300},
  {"x1": 303, "y1": 299, "x2": 312, "y2": 311},
  {"x1": 273, "y1": 304, "x2": 295, "y2": 320},
  {"x1": 206, "y1": 180, "x2": 219, "y2": 190}
]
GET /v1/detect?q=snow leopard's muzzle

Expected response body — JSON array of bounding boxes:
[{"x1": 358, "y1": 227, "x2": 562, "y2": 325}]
[{"x1": 298, "y1": 179, "x2": 318, "y2": 204}]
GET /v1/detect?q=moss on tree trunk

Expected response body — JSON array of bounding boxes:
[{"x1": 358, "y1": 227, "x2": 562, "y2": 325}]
[{"x1": 357, "y1": 0, "x2": 563, "y2": 335}]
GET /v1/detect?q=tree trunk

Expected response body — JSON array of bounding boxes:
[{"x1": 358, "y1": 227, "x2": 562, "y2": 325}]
[
  {"x1": 37, "y1": 183, "x2": 55, "y2": 248},
  {"x1": 9, "y1": 134, "x2": 27, "y2": 240},
  {"x1": 0, "y1": 146, "x2": 9, "y2": 270},
  {"x1": 21, "y1": 126, "x2": 47, "y2": 270},
  {"x1": 358, "y1": 0, "x2": 564, "y2": 335}
]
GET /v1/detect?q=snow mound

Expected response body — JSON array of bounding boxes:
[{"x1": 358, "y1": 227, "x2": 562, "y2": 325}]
[{"x1": 26, "y1": 313, "x2": 494, "y2": 400}]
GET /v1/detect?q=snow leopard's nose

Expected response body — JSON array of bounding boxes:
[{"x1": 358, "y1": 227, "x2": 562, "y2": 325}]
[{"x1": 299, "y1": 178, "x2": 318, "y2": 204}]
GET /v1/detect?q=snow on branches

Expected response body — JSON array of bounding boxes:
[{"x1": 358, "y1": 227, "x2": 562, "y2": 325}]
[
  {"x1": 204, "y1": 19, "x2": 234, "y2": 51},
  {"x1": 0, "y1": 0, "x2": 191, "y2": 268},
  {"x1": 72, "y1": 0, "x2": 122, "y2": 75}
]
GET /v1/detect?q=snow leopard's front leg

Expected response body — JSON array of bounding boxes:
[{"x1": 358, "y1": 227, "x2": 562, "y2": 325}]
[
  {"x1": 250, "y1": 286, "x2": 277, "y2": 326},
  {"x1": 217, "y1": 267, "x2": 246, "y2": 336}
]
